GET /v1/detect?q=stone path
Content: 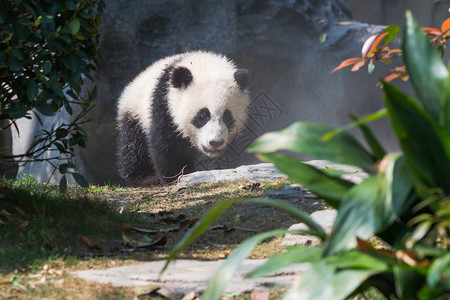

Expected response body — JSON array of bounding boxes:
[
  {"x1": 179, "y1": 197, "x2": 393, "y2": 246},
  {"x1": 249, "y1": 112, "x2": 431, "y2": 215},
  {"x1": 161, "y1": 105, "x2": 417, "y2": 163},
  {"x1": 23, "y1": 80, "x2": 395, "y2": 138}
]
[
  {"x1": 73, "y1": 259, "x2": 308, "y2": 298},
  {"x1": 73, "y1": 162, "x2": 364, "y2": 297}
]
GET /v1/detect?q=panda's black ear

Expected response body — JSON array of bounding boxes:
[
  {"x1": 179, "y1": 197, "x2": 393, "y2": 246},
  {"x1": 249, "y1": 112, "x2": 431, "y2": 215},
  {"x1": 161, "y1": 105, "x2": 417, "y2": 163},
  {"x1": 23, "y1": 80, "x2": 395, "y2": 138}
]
[
  {"x1": 171, "y1": 66, "x2": 193, "y2": 89},
  {"x1": 234, "y1": 69, "x2": 249, "y2": 91}
]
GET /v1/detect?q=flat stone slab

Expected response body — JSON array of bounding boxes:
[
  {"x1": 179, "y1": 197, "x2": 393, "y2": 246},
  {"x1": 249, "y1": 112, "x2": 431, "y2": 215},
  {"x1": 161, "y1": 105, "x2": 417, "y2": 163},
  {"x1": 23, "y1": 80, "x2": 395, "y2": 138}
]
[
  {"x1": 178, "y1": 163, "x2": 287, "y2": 187},
  {"x1": 178, "y1": 161, "x2": 367, "y2": 187},
  {"x1": 72, "y1": 259, "x2": 308, "y2": 297},
  {"x1": 282, "y1": 209, "x2": 337, "y2": 246}
]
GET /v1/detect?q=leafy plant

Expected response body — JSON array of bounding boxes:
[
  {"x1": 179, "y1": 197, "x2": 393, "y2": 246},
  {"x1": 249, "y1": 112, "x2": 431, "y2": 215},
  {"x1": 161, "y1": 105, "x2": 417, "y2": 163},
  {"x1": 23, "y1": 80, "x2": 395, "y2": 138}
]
[
  {"x1": 332, "y1": 17, "x2": 450, "y2": 85},
  {"x1": 0, "y1": 0, "x2": 105, "y2": 189},
  {"x1": 163, "y1": 11, "x2": 450, "y2": 300}
]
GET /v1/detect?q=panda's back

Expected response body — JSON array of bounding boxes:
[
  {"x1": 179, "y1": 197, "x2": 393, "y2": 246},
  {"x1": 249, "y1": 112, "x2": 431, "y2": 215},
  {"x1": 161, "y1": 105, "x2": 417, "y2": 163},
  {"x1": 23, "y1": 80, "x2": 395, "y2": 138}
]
[{"x1": 117, "y1": 53, "x2": 183, "y2": 133}]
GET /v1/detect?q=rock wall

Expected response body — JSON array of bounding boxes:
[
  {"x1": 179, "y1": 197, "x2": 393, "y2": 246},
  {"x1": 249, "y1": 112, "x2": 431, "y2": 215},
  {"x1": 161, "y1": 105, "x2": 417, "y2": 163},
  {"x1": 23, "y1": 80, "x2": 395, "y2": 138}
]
[
  {"x1": 10, "y1": 0, "x2": 444, "y2": 185},
  {"x1": 80, "y1": 0, "x2": 390, "y2": 185},
  {"x1": 347, "y1": 0, "x2": 450, "y2": 27}
]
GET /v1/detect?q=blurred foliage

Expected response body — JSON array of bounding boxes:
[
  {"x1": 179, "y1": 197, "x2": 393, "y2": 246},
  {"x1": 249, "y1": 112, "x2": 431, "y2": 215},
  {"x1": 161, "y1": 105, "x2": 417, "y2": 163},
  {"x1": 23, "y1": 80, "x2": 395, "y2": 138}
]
[
  {"x1": 0, "y1": 0, "x2": 105, "y2": 189},
  {"x1": 164, "y1": 11, "x2": 450, "y2": 300}
]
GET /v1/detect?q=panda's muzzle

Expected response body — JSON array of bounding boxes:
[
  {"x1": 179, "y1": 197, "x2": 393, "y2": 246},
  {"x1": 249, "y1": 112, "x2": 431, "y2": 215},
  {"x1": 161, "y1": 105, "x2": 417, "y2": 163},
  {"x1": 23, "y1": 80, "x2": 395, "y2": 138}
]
[{"x1": 202, "y1": 139, "x2": 225, "y2": 156}]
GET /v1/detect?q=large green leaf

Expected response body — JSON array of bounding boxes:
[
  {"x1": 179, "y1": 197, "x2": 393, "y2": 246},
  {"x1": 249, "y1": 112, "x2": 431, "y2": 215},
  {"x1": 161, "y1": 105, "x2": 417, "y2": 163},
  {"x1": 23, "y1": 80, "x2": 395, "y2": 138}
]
[
  {"x1": 247, "y1": 246, "x2": 323, "y2": 278},
  {"x1": 442, "y1": 67, "x2": 450, "y2": 134},
  {"x1": 325, "y1": 250, "x2": 389, "y2": 272},
  {"x1": 283, "y1": 260, "x2": 382, "y2": 300},
  {"x1": 163, "y1": 199, "x2": 238, "y2": 273},
  {"x1": 202, "y1": 229, "x2": 289, "y2": 300},
  {"x1": 393, "y1": 265, "x2": 424, "y2": 300},
  {"x1": 427, "y1": 253, "x2": 450, "y2": 288},
  {"x1": 384, "y1": 82, "x2": 450, "y2": 194},
  {"x1": 248, "y1": 122, "x2": 376, "y2": 174},
  {"x1": 325, "y1": 154, "x2": 415, "y2": 255},
  {"x1": 402, "y1": 11, "x2": 448, "y2": 122},
  {"x1": 349, "y1": 113, "x2": 386, "y2": 161},
  {"x1": 244, "y1": 198, "x2": 326, "y2": 237},
  {"x1": 163, "y1": 197, "x2": 325, "y2": 273},
  {"x1": 259, "y1": 153, "x2": 354, "y2": 207},
  {"x1": 384, "y1": 154, "x2": 416, "y2": 217},
  {"x1": 324, "y1": 177, "x2": 382, "y2": 256}
]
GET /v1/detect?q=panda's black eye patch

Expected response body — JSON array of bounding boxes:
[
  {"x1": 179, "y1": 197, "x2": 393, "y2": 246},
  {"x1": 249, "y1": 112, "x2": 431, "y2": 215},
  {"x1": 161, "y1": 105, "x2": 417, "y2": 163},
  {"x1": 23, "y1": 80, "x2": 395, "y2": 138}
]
[
  {"x1": 223, "y1": 109, "x2": 235, "y2": 129},
  {"x1": 192, "y1": 108, "x2": 210, "y2": 128}
]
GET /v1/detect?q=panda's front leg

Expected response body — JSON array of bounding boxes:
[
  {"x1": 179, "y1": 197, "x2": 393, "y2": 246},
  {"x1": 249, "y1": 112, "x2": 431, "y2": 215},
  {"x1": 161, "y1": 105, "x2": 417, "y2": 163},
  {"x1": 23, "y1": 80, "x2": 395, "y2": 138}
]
[{"x1": 148, "y1": 133, "x2": 195, "y2": 185}]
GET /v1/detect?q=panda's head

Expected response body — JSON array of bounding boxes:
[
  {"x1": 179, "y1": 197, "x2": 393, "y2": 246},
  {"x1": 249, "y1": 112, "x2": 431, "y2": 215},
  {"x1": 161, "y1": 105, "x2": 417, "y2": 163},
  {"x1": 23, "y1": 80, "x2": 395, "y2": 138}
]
[{"x1": 167, "y1": 52, "x2": 249, "y2": 157}]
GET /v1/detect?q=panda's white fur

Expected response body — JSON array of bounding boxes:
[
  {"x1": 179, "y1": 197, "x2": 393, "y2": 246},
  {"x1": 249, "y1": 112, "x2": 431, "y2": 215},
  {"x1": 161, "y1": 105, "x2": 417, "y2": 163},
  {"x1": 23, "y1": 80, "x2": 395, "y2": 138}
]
[{"x1": 116, "y1": 51, "x2": 249, "y2": 186}]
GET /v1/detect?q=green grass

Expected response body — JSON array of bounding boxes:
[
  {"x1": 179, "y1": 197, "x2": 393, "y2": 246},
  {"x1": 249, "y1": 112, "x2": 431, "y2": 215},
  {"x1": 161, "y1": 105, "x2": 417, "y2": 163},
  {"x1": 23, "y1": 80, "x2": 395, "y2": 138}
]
[{"x1": 0, "y1": 176, "x2": 141, "y2": 273}]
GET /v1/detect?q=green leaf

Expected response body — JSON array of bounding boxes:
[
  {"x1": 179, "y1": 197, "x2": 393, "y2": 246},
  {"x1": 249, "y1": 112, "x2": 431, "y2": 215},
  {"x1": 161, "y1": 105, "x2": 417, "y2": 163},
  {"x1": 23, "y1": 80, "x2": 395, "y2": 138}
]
[
  {"x1": 68, "y1": 18, "x2": 80, "y2": 35},
  {"x1": 402, "y1": 11, "x2": 447, "y2": 121},
  {"x1": 323, "y1": 108, "x2": 387, "y2": 144},
  {"x1": 259, "y1": 153, "x2": 354, "y2": 207},
  {"x1": 7, "y1": 56, "x2": 21, "y2": 71},
  {"x1": 247, "y1": 247, "x2": 323, "y2": 278},
  {"x1": 202, "y1": 229, "x2": 289, "y2": 300},
  {"x1": 59, "y1": 163, "x2": 69, "y2": 174},
  {"x1": 325, "y1": 250, "x2": 388, "y2": 271},
  {"x1": 385, "y1": 154, "x2": 416, "y2": 217},
  {"x1": 59, "y1": 175, "x2": 67, "y2": 194},
  {"x1": 163, "y1": 197, "x2": 325, "y2": 274},
  {"x1": 55, "y1": 128, "x2": 69, "y2": 139},
  {"x1": 384, "y1": 82, "x2": 450, "y2": 194},
  {"x1": 324, "y1": 177, "x2": 382, "y2": 256},
  {"x1": 368, "y1": 60, "x2": 375, "y2": 74},
  {"x1": 325, "y1": 153, "x2": 414, "y2": 256},
  {"x1": 35, "y1": 103, "x2": 56, "y2": 116},
  {"x1": 248, "y1": 122, "x2": 376, "y2": 174},
  {"x1": 319, "y1": 33, "x2": 327, "y2": 43},
  {"x1": 427, "y1": 253, "x2": 450, "y2": 288},
  {"x1": 4, "y1": 106, "x2": 28, "y2": 119},
  {"x1": 284, "y1": 261, "x2": 381, "y2": 300},
  {"x1": 349, "y1": 113, "x2": 386, "y2": 161},
  {"x1": 443, "y1": 68, "x2": 450, "y2": 134},
  {"x1": 37, "y1": 15, "x2": 54, "y2": 24},
  {"x1": 43, "y1": 61, "x2": 52, "y2": 75},
  {"x1": 10, "y1": 49, "x2": 24, "y2": 60},
  {"x1": 163, "y1": 199, "x2": 238, "y2": 273},
  {"x1": 245, "y1": 198, "x2": 325, "y2": 237},
  {"x1": 71, "y1": 172, "x2": 89, "y2": 188},
  {"x1": 383, "y1": 25, "x2": 400, "y2": 45},
  {"x1": 26, "y1": 81, "x2": 38, "y2": 101},
  {"x1": 393, "y1": 265, "x2": 424, "y2": 300}
]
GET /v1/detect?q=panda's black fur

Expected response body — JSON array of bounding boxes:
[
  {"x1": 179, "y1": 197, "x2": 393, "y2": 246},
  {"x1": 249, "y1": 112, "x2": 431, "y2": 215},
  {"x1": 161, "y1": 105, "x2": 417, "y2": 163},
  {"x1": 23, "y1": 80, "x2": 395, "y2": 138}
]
[{"x1": 117, "y1": 52, "x2": 249, "y2": 186}]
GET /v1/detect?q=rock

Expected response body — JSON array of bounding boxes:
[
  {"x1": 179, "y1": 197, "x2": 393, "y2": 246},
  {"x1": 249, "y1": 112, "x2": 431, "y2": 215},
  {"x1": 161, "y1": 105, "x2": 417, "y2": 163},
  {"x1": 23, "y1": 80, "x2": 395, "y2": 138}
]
[
  {"x1": 268, "y1": 184, "x2": 304, "y2": 199},
  {"x1": 177, "y1": 163, "x2": 287, "y2": 187},
  {"x1": 178, "y1": 161, "x2": 366, "y2": 187},
  {"x1": 282, "y1": 209, "x2": 337, "y2": 246},
  {"x1": 72, "y1": 259, "x2": 309, "y2": 297}
]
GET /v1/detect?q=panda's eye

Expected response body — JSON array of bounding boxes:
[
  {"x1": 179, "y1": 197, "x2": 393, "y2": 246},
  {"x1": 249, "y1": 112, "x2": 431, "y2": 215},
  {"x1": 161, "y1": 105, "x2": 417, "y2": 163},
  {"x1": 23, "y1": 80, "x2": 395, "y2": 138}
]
[
  {"x1": 192, "y1": 108, "x2": 210, "y2": 128},
  {"x1": 223, "y1": 109, "x2": 235, "y2": 129}
]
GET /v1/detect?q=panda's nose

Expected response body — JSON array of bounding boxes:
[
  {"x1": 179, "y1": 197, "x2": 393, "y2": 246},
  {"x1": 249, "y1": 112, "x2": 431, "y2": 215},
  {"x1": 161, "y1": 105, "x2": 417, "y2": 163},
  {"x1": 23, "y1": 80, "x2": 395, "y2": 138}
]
[{"x1": 209, "y1": 139, "x2": 225, "y2": 147}]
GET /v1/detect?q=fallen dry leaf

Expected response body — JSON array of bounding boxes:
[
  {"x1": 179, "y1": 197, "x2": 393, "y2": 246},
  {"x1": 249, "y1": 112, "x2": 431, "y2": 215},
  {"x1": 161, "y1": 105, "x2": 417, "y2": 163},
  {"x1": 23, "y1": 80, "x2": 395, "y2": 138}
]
[
  {"x1": 240, "y1": 182, "x2": 262, "y2": 191},
  {"x1": 179, "y1": 218, "x2": 199, "y2": 231},
  {"x1": 79, "y1": 236, "x2": 102, "y2": 250},
  {"x1": 251, "y1": 290, "x2": 270, "y2": 300},
  {"x1": 15, "y1": 220, "x2": 30, "y2": 232}
]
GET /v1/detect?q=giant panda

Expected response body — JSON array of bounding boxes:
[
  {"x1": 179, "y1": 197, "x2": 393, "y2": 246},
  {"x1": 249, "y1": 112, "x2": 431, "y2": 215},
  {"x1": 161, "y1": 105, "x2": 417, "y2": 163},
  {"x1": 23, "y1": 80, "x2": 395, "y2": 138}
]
[{"x1": 116, "y1": 51, "x2": 250, "y2": 186}]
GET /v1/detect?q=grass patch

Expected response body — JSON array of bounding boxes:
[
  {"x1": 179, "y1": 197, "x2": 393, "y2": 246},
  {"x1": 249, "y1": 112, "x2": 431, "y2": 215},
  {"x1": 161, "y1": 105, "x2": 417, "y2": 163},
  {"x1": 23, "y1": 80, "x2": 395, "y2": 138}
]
[{"x1": 0, "y1": 175, "x2": 324, "y2": 299}]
